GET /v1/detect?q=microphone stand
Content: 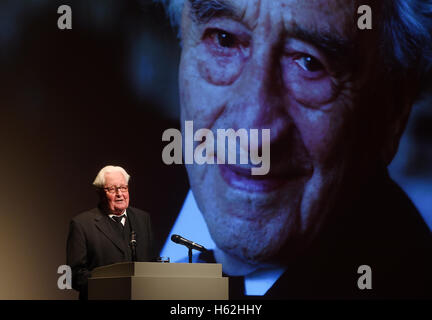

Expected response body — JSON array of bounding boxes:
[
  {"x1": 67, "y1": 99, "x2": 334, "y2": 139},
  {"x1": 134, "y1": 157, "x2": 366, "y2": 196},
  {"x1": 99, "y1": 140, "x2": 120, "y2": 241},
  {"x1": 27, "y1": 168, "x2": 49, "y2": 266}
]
[
  {"x1": 188, "y1": 247, "x2": 193, "y2": 264},
  {"x1": 128, "y1": 215, "x2": 137, "y2": 262},
  {"x1": 130, "y1": 230, "x2": 137, "y2": 262},
  {"x1": 171, "y1": 235, "x2": 208, "y2": 263}
]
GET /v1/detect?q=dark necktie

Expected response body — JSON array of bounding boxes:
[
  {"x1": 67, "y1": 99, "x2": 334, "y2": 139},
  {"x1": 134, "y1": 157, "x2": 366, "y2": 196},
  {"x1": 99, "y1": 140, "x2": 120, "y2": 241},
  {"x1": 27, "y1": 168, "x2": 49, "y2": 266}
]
[{"x1": 112, "y1": 214, "x2": 125, "y2": 227}]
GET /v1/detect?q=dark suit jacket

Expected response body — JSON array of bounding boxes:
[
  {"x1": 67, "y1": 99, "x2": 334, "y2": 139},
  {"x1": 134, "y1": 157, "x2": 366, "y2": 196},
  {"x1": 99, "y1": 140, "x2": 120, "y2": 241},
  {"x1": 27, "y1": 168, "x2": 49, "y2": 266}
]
[{"x1": 66, "y1": 206, "x2": 155, "y2": 299}]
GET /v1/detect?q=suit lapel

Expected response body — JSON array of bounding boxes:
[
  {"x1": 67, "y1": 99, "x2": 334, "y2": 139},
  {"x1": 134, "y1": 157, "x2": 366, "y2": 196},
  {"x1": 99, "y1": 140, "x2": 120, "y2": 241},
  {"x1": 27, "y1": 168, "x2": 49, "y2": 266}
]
[
  {"x1": 94, "y1": 208, "x2": 125, "y2": 254},
  {"x1": 125, "y1": 208, "x2": 136, "y2": 232}
]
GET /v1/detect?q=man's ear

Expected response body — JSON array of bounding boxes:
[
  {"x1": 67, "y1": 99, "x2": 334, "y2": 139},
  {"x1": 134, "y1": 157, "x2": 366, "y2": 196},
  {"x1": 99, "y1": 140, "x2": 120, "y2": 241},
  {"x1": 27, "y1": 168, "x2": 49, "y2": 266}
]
[{"x1": 381, "y1": 77, "x2": 418, "y2": 166}]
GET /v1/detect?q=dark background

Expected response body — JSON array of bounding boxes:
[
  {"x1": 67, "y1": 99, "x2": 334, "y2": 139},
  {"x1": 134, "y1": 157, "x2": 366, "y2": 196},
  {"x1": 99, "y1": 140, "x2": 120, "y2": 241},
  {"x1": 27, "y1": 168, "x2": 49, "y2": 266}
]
[{"x1": 0, "y1": 0, "x2": 430, "y2": 299}]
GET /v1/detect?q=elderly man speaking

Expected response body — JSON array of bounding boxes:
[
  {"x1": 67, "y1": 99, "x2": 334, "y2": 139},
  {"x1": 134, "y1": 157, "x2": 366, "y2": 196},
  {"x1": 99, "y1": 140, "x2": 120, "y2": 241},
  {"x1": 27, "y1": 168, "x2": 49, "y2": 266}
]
[
  {"x1": 158, "y1": 0, "x2": 432, "y2": 299},
  {"x1": 66, "y1": 165, "x2": 155, "y2": 300}
]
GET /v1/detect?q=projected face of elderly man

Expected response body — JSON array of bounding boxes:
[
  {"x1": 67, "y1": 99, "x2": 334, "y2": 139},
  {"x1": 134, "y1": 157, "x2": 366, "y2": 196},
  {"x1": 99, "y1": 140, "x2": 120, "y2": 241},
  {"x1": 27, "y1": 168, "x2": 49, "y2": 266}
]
[{"x1": 179, "y1": 0, "x2": 413, "y2": 274}]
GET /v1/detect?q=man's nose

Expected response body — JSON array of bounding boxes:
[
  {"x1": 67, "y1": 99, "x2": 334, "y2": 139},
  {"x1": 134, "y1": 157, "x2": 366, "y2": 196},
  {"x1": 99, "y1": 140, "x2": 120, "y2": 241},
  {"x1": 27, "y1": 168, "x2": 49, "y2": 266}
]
[{"x1": 232, "y1": 40, "x2": 292, "y2": 140}]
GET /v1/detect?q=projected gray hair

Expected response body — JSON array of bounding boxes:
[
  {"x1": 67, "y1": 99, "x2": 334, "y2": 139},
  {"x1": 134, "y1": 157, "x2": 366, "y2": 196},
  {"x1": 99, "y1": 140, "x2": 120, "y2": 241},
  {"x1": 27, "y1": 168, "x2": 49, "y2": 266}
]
[{"x1": 154, "y1": 0, "x2": 432, "y2": 79}]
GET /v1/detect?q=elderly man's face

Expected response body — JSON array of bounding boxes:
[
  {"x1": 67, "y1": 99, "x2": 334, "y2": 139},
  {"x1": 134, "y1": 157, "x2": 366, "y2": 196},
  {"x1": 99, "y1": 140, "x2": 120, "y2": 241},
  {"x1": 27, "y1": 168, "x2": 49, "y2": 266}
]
[
  {"x1": 103, "y1": 172, "x2": 129, "y2": 215},
  {"x1": 179, "y1": 0, "x2": 387, "y2": 267}
]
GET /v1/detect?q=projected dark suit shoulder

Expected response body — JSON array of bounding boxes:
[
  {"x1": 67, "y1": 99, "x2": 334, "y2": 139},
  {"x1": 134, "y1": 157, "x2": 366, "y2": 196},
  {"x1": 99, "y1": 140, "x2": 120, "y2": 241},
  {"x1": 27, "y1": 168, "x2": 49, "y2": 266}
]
[{"x1": 198, "y1": 170, "x2": 432, "y2": 299}]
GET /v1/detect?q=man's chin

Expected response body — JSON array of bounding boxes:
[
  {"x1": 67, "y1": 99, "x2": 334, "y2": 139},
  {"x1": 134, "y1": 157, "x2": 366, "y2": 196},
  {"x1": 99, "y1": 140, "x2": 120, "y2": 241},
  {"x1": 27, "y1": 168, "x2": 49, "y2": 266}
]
[
  {"x1": 211, "y1": 221, "x2": 291, "y2": 263},
  {"x1": 217, "y1": 239, "x2": 285, "y2": 268},
  {"x1": 112, "y1": 205, "x2": 127, "y2": 213}
]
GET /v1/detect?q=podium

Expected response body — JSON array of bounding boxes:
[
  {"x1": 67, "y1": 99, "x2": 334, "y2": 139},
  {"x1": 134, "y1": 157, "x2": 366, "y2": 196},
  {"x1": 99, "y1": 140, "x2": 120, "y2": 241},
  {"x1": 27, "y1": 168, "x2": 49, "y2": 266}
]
[{"x1": 88, "y1": 262, "x2": 229, "y2": 300}]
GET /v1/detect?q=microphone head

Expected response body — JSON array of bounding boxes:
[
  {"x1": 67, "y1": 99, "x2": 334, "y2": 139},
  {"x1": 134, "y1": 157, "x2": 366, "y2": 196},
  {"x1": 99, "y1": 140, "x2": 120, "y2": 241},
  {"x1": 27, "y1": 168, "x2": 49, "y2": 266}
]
[
  {"x1": 130, "y1": 231, "x2": 137, "y2": 244},
  {"x1": 171, "y1": 234, "x2": 181, "y2": 243}
]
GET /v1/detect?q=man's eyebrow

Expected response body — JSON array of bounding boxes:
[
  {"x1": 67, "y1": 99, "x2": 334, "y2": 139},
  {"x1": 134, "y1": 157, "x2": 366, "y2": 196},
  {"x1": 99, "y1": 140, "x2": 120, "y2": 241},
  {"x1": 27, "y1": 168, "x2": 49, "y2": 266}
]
[
  {"x1": 188, "y1": 0, "x2": 240, "y2": 24},
  {"x1": 286, "y1": 25, "x2": 355, "y2": 63}
]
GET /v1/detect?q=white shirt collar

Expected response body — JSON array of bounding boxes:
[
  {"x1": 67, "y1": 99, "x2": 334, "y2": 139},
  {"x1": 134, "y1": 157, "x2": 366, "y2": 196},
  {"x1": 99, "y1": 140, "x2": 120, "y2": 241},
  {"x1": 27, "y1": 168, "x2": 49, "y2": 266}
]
[{"x1": 108, "y1": 210, "x2": 127, "y2": 226}]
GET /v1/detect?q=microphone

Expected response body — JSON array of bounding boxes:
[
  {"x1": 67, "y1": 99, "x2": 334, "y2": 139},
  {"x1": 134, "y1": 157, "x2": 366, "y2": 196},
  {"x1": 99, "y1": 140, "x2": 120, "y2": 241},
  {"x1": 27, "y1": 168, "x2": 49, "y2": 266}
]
[
  {"x1": 171, "y1": 234, "x2": 207, "y2": 252},
  {"x1": 130, "y1": 231, "x2": 137, "y2": 262}
]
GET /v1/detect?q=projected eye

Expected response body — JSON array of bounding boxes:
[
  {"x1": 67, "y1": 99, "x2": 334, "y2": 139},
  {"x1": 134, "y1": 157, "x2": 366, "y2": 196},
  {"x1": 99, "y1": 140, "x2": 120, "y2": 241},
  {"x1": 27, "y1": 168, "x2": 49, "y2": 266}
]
[
  {"x1": 203, "y1": 28, "x2": 248, "y2": 57},
  {"x1": 198, "y1": 26, "x2": 250, "y2": 85},
  {"x1": 216, "y1": 30, "x2": 236, "y2": 48},
  {"x1": 295, "y1": 55, "x2": 325, "y2": 73},
  {"x1": 281, "y1": 52, "x2": 336, "y2": 107}
]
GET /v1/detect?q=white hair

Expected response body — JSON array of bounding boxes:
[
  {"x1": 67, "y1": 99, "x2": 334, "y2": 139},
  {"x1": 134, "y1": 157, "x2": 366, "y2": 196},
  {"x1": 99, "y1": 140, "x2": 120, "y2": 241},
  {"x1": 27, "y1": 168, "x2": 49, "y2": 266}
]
[{"x1": 92, "y1": 165, "x2": 131, "y2": 188}]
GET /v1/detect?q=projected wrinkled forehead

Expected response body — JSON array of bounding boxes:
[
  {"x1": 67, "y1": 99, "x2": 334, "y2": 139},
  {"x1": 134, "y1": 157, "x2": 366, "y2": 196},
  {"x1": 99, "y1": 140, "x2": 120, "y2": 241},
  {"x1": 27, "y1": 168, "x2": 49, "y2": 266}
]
[
  {"x1": 157, "y1": 0, "x2": 432, "y2": 81},
  {"x1": 191, "y1": 0, "x2": 354, "y2": 52}
]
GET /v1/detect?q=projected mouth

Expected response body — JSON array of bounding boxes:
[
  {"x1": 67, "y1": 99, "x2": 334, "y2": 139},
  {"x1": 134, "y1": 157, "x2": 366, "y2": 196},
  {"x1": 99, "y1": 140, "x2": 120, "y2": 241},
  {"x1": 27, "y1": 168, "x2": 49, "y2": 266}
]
[{"x1": 219, "y1": 164, "x2": 310, "y2": 193}]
